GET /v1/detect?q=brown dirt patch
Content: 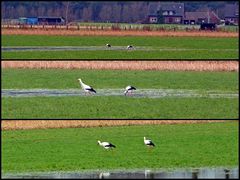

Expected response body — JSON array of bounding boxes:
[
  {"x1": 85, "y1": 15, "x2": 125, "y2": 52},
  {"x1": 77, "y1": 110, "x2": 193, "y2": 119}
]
[
  {"x1": 1, "y1": 120, "x2": 226, "y2": 130},
  {"x1": 2, "y1": 29, "x2": 238, "y2": 37},
  {"x1": 2, "y1": 61, "x2": 238, "y2": 71}
]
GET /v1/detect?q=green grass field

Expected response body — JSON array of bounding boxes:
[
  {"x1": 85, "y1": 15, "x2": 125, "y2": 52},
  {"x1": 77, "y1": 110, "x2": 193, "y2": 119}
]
[
  {"x1": 2, "y1": 35, "x2": 238, "y2": 59},
  {"x1": 2, "y1": 69, "x2": 238, "y2": 119},
  {"x1": 2, "y1": 69, "x2": 238, "y2": 90},
  {"x1": 2, "y1": 96, "x2": 238, "y2": 119},
  {"x1": 2, "y1": 121, "x2": 238, "y2": 173},
  {"x1": 3, "y1": 50, "x2": 237, "y2": 59}
]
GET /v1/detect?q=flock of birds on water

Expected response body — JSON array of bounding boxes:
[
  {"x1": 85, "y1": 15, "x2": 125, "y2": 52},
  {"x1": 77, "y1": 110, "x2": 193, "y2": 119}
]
[
  {"x1": 98, "y1": 137, "x2": 155, "y2": 149},
  {"x1": 78, "y1": 78, "x2": 136, "y2": 96}
]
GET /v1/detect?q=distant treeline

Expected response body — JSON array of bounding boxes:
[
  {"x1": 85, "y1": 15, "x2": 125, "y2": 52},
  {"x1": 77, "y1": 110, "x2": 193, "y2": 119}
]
[{"x1": 1, "y1": 1, "x2": 238, "y2": 23}]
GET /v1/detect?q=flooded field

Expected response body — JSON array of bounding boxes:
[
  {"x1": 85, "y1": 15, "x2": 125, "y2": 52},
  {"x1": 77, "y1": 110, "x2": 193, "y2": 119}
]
[
  {"x1": 2, "y1": 167, "x2": 238, "y2": 179},
  {"x1": 2, "y1": 46, "x2": 237, "y2": 52},
  {"x1": 2, "y1": 89, "x2": 238, "y2": 99}
]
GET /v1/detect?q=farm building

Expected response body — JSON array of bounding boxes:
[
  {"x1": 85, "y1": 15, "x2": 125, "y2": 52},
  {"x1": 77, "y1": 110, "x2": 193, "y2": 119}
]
[
  {"x1": 147, "y1": 2, "x2": 185, "y2": 24},
  {"x1": 18, "y1": 17, "x2": 65, "y2": 25},
  {"x1": 38, "y1": 17, "x2": 65, "y2": 25},
  {"x1": 224, "y1": 4, "x2": 239, "y2": 25},
  {"x1": 199, "y1": 23, "x2": 216, "y2": 31},
  {"x1": 183, "y1": 11, "x2": 221, "y2": 25},
  {"x1": 147, "y1": 2, "x2": 238, "y2": 26},
  {"x1": 19, "y1": 17, "x2": 38, "y2": 25},
  {"x1": 148, "y1": 15, "x2": 158, "y2": 24},
  {"x1": 147, "y1": 3, "x2": 161, "y2": 24},
  {"x1": 161, "y1": 3, "x2": 185, "y2": 24}
]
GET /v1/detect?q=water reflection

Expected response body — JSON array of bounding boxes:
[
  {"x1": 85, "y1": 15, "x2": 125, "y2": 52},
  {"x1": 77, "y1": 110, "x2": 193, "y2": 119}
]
[{"x1": 2, "y1": 167, "x2": 238, "y2": 179}]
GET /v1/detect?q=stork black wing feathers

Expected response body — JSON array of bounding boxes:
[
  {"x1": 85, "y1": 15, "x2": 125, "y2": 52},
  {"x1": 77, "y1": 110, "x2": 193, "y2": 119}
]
[
  {"x1": 86, "y1": 87, "x2": 96, "y2": 93},
  {"x1": 147, "y1": 141, "x2": 155, "y2": 146},
  {"x1": 105, "y1": 143, "x2": 116, "y2": 148}
]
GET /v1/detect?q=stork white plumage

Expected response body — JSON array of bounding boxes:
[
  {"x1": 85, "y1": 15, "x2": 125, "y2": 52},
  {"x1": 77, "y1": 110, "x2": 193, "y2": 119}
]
[
  {"x1": 106, "y1": 44, "x2": 111, "y2": 48},
  {"x1": 124, "y1": 85, "x2": 136, "y2": 96},
  {"x1": 98, "y1": 140, "x2": 116, "y2": 149},
  {"x1": 144, "y1": 137, "x2": 155, "y2": 147},
  {"x1": 99, "y1": 172, "x2": 110, "y2": 179},
  {"x1": 127, "y1": 45, "x2": 133, "y2": 49},
  {"x1": 78, "y1": 78, "x2": 96, "y2": 95}
]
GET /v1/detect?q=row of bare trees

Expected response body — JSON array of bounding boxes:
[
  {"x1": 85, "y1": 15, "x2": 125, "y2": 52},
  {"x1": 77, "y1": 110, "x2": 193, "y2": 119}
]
[
  {"x1": 2, "y1": 1, "x2": 150, "y2": 23},
  {"x1": 63, "y1": 2, "x2": 149, "y2": 23},
  {"x1": 1, "y1": 1, "x2": 236, "y2": 23}
]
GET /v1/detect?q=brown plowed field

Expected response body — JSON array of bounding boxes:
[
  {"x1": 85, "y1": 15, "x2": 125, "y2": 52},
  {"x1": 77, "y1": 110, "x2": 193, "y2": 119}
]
[
  {"x1": 2, "y1": 29, "x2": 238, "y2": 37},
  {"x1": 2, "y1": 61, "x2": 238, "y2": 71},
  {"x1": 1, "y1": 120, "x2": 226, "y2": 130}
]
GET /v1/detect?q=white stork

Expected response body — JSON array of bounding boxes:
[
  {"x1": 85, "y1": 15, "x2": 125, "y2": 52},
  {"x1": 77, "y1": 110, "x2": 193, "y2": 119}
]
[
  {"x1": 124, "y1": 85, "x2": 136, "y2": 96},
  {"x1": 127, "y1": 45, "x2": 133, "y2": 49},
  {"x1": 144, "y1": 137, "x2": 155, "y2": 147},
  {"x1": 98, "y1": 140, "x2": 116, "y2": 149},
  {"x1": 78, "y1": 78, "x2": 96, "y2": 95},
  {"x1": 99, "y1": 172, "x2": 110, "y2": 179},
  {"x1": 106, "y1": 44, "x2": 111, "y2": 48}
]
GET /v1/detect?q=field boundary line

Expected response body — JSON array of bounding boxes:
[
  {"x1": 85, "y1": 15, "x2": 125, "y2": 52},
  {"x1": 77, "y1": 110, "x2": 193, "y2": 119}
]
[
  {"x1": 1, "y1": 120, "x2": 227, "y2": 130},
  {"x1": 2, "y1": 29, "x2": 239, "y2": 37},
  {"x1": 2, "y1": 61, "x2": 238, "y2": 71}
]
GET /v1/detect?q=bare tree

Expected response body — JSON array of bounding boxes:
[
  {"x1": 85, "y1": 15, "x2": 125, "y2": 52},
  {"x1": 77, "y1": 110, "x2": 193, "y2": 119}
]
[
  {"x1": 99, "y1": 5, "x2": 112, "y2": 22},
  {"x1": 63, "y1": 1, "x2": 70, "y2": 25},
  {"x1": 122, "y1": 5, "x2": 130, "y2": 23},
  {"x1": 111, "y1": 4, "x2": 121, "y2": 23},
  {"x1": 17, "y1": 5, "x2": 26, "y2": 17},
  {"x1": 29, "y1": 7, "x2": 37, "y2": 17},
  {"x1": 82, "y1": 6, "x2": 93, "y2": 22},
  {"x1": 37, "y1": 6, "x2": 46, "y2": 16}
]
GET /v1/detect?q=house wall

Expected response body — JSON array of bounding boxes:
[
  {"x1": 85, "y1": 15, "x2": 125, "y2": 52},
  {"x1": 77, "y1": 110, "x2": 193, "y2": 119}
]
[
  {"x1": 164, "y1": 17, "x2": 182, "y2": 24},
  {"x1": 149, "y1": 17, "x2": 158, "y2": 23},
  {"x1": 197, "y1": 18, "x2": 208, "y2": 24}
]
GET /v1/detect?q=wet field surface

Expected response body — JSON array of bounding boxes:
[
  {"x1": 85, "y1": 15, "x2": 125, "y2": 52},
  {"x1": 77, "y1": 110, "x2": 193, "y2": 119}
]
[
  {"x1": 2, "y1": 46, "x2": 138, "y2": 52},
  {"x1": 2, "y1": 46, "x2": 237, "y2": 52},
  {"x1": 2, "y1": 167, "x2": 238, "y2": 179},
  {"x1": 2, "y1": 89, "x2": 238, "y2": 98}
]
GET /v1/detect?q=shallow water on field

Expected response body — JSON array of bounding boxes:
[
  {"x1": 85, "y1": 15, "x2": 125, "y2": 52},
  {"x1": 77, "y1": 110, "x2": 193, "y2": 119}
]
[
  {"x1": 2, "y1": 46, "x2": 237, "y2": 52},
  {"x1": 2, "y1": 89, "x2": 238, "y2": 99},
  {"x1": 2, "y1": 167, "x2": 238, "y2": 179}
]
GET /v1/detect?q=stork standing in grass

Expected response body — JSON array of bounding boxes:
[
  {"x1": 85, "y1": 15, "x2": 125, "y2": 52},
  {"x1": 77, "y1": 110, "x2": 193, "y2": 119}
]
[
  {"x1": 78, "y1": 78, "x2": 96, "y2": 95},
  {"x1": 98, "y1": 140, "x2": 116, "y2": 149},
  {"x1": 144, "y1": 137, "x2": 155, "y2": 147},
  {"x1": 124, "y1": 85, "x2": 136, "y2": 96}
]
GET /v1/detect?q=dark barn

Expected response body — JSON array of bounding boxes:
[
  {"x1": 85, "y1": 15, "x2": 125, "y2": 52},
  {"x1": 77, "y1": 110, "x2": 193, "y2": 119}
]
[
  {"x1": 37, "y1": 17, "x2": 65, "y2": 25},
  {"x1": 200, "y1": 23, "x2": 216, "y2": 31},
  {"x1": 18, "y1": 17, "x2": 65, "y2": 25}
]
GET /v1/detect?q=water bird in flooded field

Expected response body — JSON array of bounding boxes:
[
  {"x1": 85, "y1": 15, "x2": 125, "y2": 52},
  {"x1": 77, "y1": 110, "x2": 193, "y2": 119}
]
[
  {"x1": 98, "y1": 140, "x2": 116, "y2": 149},
  {"x1": 127, "y1": 45, "x2": 134, "y2": 49},
  {"x1": 106, "y1": 44, "x2": 111, "y2": 48},
  {"x1": 144, "y1": 137, "x2": 155, "y2": 147},
  {"x1": 124, "y1": 85, "x2": 136, "y2": 96},
  {"x1": 78, "y1": 78, "x2": 96, "y2": 95}
]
